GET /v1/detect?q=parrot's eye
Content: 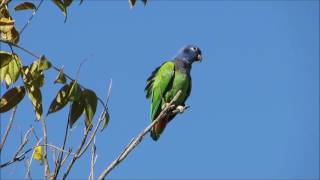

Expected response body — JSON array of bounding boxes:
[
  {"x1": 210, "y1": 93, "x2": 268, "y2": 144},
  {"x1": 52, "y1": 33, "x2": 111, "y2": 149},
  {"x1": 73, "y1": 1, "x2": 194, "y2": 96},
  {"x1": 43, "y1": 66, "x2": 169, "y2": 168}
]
[{"x1": 190, "y1": 47, "x2": 197, "y2": 52}]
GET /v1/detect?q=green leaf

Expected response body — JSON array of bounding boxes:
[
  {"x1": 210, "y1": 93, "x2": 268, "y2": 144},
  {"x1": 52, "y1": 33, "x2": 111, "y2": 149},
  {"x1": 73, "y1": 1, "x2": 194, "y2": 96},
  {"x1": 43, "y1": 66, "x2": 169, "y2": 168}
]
[
  {"x1": 26, "y1": 85, "x2": 43, "y2": 120},
  {"x1": 38, "y1": 55, "x2": 51, "y2": 71},
  {"x1": 0, "y1": 5, "x2": 11, "y2": 18},
  {"x1": 1, "y1": 26, "x2": 20, "y2": 44},
  {"x1": 0, "y1": 86, "x2": 25, "y2": 113},
  {"x1": 69, "y1": 97, "x2": 85, "y2": 128},
  {"x1": 14, "y1": 2, "x2": 36, "y2": 11},
  {"x1": 30, "y1": 55, "x2": 51, "y2": 73},
  {"x1": 1, "y1": 54, "x2": 21, "y2": 88},
  {"x1": 47, "y1": 84, "x2": 70, "y2": 115},
  {"x1": 68, "y1": 81, "x2": 81, "y2": 101},
  {"x1": 22, "y1": 66, "x2": 45, "y2": 88},
  {"x1": 101, "y1": 109, "x2": 110, "y2": 131},
  {"x1": 54, "y1": 68, "x2": 66, "y2": 84},
  {"x1": 0, "y1": 51, "x2": 12, "y2": 68},
  {"x1": 0, "y1": 65, "x2": 8, "y2": 82},
  {"x1": 51, "y1": 0, "x2": 68, "y2": 22},
  {"x1": 0, "y1": 16, "x2": 14, "y2": 33},
  {"x1": 83, "y1": 89, "x2": 97, "y2": 130},
  {"x1": 5, "y1": 54, "x2": 21, "y2": 86}
]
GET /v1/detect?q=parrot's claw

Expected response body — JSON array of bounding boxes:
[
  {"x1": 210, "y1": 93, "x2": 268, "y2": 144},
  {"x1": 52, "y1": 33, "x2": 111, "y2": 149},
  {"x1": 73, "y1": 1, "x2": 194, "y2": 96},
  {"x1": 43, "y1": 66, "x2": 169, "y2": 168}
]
[
  {"x1": 176, "y1": 105, "x2": 185, "y2": 113},
  {"x1": 162, "y1": 103, "x2": 170, "y2": 109}
]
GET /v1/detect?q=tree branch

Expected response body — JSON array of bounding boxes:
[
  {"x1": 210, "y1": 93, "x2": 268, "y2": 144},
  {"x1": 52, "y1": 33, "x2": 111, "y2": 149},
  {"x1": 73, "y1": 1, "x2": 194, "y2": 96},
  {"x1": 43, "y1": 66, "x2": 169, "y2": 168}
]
[
  {"x1": 98, "y1": 90, "x2": 183, "y2": 179},
  {"x1": 62, "y1": 80, "x2": 112, "y2": 179},
  {"x1": 18, "y1": 0, "x2": 45, "y2": 36},
  {"x1": 0, "y1": 106, "x2": 17, "y2": 152},
  {"x1": 40, "y1": 118, "x2": 51, "y2": 179},
  {"x1": 0, "y1": 127, "x2": 33, "y2": 168}
]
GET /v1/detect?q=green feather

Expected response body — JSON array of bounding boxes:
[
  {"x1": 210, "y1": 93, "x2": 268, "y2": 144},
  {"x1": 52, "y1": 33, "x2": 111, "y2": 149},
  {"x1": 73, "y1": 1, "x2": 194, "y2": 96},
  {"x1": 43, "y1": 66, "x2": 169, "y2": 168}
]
[{"x1": 145, "y1": 60, "x2": 192, "y2": 140}]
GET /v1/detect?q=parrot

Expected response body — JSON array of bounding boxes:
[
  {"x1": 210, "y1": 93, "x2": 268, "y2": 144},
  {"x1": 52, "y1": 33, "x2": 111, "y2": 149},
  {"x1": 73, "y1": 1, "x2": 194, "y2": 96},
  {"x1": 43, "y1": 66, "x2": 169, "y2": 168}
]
[{"x1": 145, "y1": 45, "x2": 202, "y2": 141}]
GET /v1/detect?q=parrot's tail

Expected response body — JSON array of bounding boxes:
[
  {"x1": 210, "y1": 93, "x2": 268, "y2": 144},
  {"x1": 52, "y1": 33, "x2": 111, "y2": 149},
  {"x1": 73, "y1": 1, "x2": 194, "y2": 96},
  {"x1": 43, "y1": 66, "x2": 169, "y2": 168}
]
[{"x1": 150, "y1": 116, "x2": 169, "y2": 141}]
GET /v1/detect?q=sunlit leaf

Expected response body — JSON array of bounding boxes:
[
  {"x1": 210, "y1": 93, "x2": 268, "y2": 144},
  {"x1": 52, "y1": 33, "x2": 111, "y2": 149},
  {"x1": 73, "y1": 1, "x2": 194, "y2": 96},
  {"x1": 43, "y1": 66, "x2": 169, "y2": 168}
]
[
  {"x1": 26, "y1": 85, "x2": 43, "y2": 120},
  {"x1": 83, "y1": 89, "x2": 97, "y2": 130},
  {"x1": 30, "y1": 55, "x2": 51, "y2": 73},
  {"x1": 47, "y1": 84, "x2": 70, "y2": 115},
  {"x1": 101, "y1": 109, "x2": 110, "y2": 131},
  {"x1": 68, "y1": 81, "x2": 81, "y2": 101},
  {"x1": 5, "y1": 54, "x2": 21, "y2": 86},
  {"x1": 0, "y1": 53, "x2": 20, "y2": 87},
  {"x1": 1, "y1": 27, "x2": 19, "y2": 44},
  {"x1": 54, "y1": 68, "x2": 66, "y2": 84},
  {"x1": 0, "y1": 51, "x2": 12, "y2": 68},
  {"x1": 0, "y1": 5, "x2": 11, "y2": 18},
  {"x1": 51, "y1": 0, "x2": 68, "y2": 22},
  {"x1": 0, "y1": 86, "x2": 25, "y2": 113},
  {"x1": 0, "y1": 17, "x2": 14, "y2": 33},
  {"x1": 69, "y1": 97, "x2": 85, "y2": 128},
  {"x1": 0, "y1": 65, "x2": 8, "y2": 82},
  {"x1": 37, "y1": 55, "x2": 51, "y2": 71},
  {"x1": 33, "y1": 145, "x2": 44, "y2": 164},
  {"x1": 14, "y1": 2, "x2": 36, "y2": 11}
]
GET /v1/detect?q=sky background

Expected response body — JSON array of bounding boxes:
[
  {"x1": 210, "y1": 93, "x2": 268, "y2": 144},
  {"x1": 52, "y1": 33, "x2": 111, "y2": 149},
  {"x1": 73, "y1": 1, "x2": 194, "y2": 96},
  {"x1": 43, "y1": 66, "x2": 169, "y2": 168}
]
[{"x1": 1, "y1": 0, "x2": 319, "y2": 179}]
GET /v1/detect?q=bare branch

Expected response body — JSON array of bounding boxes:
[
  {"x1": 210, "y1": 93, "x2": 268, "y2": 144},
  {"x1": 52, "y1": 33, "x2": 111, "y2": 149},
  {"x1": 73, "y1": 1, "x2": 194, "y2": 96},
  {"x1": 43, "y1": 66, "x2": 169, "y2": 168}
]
[
  {"x1": 1, "y1": 127, "x2": 33, "y2": 168},
  {"x1": 89, "y1": 137, "x2": 97, "y2": 180},
  {"x1": 52, "y1": 104, "x2": 71, "y2": 179},
  {"x1": 25, "y1": 139, "x2": 42, "y2": 179},
  {"x1": 18, "y1": 0, "x2": 45, "y2": 37},
  {"x1": 0, "y1": 106, "x2": 17, "y2": 152},
  {"x1": 40, "y1": 118, "x2": 51, "y2": 178},
  {"x1": 98, "y1": 90, "x2": 183, "y2": 179}
]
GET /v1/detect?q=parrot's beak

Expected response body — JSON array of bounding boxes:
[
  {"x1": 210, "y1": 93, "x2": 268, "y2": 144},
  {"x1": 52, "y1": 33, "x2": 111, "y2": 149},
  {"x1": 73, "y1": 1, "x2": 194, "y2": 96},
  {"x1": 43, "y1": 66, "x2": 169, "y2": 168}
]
[{"x1": 197, "y1": 54, "x2": 202, "y2": 62}]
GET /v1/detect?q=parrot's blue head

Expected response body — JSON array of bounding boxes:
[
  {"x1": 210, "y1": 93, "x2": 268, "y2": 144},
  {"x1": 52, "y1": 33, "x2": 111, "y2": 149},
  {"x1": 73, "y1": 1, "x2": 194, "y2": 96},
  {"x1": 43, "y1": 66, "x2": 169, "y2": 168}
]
[{"x1": 175, "y1": 45, "x2": 202, "y2": 64}]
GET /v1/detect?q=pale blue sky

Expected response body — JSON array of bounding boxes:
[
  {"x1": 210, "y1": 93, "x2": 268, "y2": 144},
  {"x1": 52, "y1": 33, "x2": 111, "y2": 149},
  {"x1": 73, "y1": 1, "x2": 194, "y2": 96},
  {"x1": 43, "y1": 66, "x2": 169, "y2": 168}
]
[{"x1": 1, "y1": 1, "x2": 319, "y2": 179}]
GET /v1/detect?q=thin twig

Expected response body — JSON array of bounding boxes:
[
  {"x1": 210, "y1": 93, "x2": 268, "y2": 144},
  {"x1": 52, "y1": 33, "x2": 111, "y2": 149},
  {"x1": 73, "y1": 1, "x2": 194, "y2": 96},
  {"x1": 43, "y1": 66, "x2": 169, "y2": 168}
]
[
  {"x1": 25, "y1": 139, "x2": 42, "y2": 179},
  {"x1": 40, "y1": 118, "x2": 51, "y2": 179},
  {"x1": 52, "y1": 104, "x2": 71, "y2": 179},
  {"x1": 89, "y1": 137, "x2": 97, "y2": 180},
  {"x1": 19, "y1": 0, "x2": 45, "y2": 36},
  {"x1": 62, "y1": 80, "x2": 112, "y2": 179},
  {"x1": 0, "y1": 106, "x2": 17, "y2": 152},
  {"x1": 98, "y1": 91, "x2": 183, "y2": 179},
  {"x1": 1, "y1": 127, "x2": 34, "y2": 168},
  {"x1": 60, "y1": 148, "x2": 72, "y2": 167},
  {"x1": 62, "y1": 128, "x2": 89, "y2": 180}
]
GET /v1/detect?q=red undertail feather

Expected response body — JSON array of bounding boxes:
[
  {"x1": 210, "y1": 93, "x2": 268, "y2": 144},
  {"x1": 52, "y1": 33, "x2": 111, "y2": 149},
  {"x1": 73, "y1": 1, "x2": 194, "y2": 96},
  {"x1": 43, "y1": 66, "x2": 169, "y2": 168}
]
[{"x1": 150, "y1": 115, "x2": 169, "y2": 141}]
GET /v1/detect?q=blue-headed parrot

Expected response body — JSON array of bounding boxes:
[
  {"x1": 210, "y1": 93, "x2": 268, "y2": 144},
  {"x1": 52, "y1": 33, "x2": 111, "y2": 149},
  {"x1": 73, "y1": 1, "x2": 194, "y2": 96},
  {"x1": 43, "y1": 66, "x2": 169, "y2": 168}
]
[{"x1": 145, "y1": 45, "x2": 202, "y2": 141}]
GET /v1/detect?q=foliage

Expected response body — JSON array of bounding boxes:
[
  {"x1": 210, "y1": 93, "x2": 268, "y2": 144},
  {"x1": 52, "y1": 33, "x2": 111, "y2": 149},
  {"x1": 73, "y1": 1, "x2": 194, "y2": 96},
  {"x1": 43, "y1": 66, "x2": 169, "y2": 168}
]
[{"x1": 0, "y1": 0, "x2": 148, "y2": 178}]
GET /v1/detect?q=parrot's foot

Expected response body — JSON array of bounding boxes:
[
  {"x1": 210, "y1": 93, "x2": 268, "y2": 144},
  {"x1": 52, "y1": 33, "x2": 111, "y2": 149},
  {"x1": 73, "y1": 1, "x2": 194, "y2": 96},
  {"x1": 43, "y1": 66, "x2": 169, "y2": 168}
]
[
  {"x1": 162, "y1": 103, "x2": 170, "y2": 109},
  {"x1": 176, "y1": 105, "x2": 185, "y2": 113}
]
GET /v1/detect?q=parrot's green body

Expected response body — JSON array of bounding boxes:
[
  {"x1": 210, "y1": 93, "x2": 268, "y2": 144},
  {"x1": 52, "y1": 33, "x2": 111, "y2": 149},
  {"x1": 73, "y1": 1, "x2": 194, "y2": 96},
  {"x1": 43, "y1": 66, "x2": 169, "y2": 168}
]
[
  {"x1": 145, "y1": 60, "x2": 192, "y2": 140},
  {"x1": 145, "y1": 45, "x2": 202, "y2": 141}
]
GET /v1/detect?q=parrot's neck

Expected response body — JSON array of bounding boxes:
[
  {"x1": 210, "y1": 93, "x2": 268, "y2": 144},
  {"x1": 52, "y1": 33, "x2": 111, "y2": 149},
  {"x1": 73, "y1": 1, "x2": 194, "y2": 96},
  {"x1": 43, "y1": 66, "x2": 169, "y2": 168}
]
[{"x1": 174, "y1": 59, "x2": 192, "y2": 74}]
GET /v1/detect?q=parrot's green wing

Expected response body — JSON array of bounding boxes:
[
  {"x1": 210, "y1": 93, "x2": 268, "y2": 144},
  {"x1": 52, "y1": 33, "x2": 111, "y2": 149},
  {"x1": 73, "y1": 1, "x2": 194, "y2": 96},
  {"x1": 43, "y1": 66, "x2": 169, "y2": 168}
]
[{"x1": 145, "y1": 61, "x2": 175, "y2": 121}]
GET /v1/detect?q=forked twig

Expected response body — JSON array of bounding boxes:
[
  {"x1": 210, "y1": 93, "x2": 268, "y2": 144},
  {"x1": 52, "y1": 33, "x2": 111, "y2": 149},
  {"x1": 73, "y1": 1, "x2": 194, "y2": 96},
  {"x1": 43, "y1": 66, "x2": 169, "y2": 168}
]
[{"x1": 98, "y1": 90, "x2": 185, "y2": 179}]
